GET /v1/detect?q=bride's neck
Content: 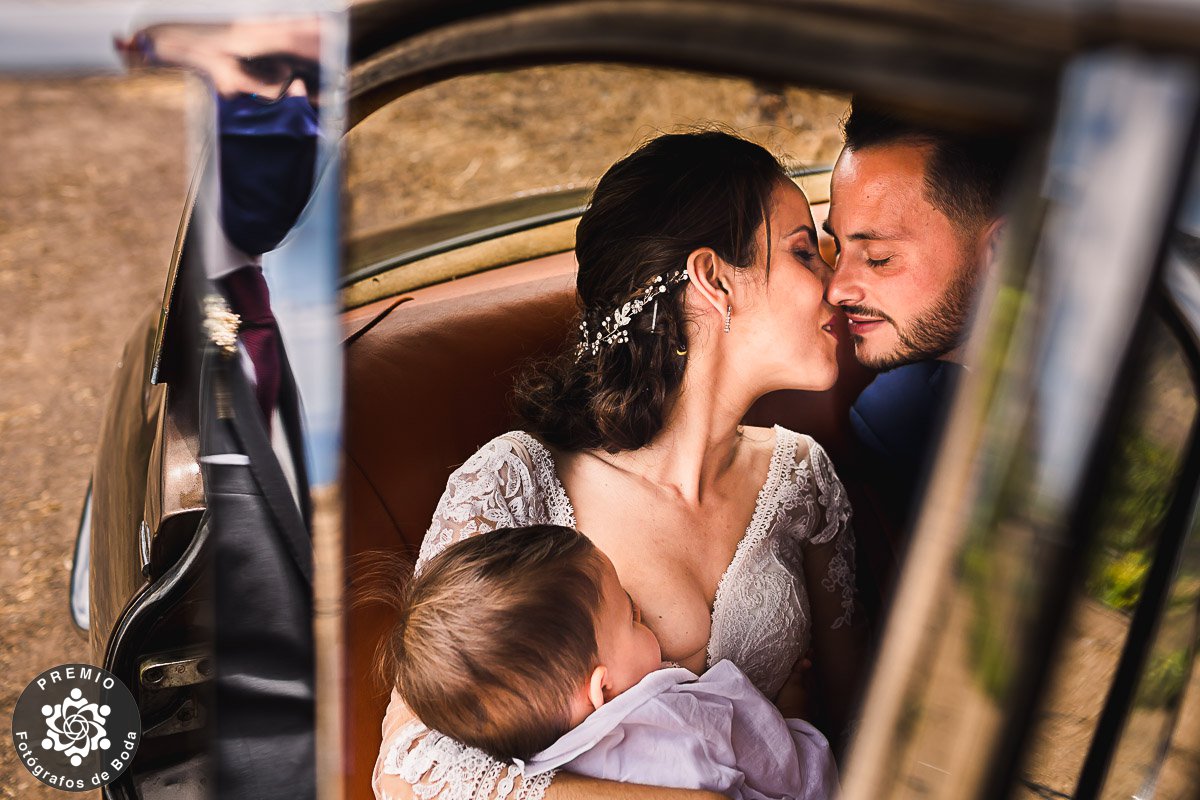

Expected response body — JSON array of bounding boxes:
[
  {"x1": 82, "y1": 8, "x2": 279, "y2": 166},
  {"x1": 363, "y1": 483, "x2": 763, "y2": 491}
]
[{"x1": 605, "y1": 352, "x2": 757, "y2": 504}]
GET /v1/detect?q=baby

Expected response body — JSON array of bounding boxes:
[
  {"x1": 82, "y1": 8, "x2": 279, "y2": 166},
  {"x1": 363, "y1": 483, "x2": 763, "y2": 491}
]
[{"x1": 388, "y1": 524, "x2": 837, "y2": 800}]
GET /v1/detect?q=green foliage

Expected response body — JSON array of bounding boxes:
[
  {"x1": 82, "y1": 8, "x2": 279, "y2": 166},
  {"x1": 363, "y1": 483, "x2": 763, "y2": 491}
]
[
  {"x1": 1088, "y1": 550, "x2": 1150, "y2": 612},
  {"x1": 1136, "y1": 647, "x2": 1191, "y2": 709},
  {"x1": 961, "y1": 536, "x2": 1015, "y2": 699},
  {"x1": 1104, "y1": 433, "x2": 1177, "y2": 551},
  {"x1": 1086, "y1": 429, "x2": 1179, "y2": 612}
]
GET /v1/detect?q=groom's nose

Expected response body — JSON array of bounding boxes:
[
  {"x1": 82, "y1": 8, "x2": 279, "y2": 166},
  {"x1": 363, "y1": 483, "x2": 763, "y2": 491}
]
[{"x1": 825, "y1": 262, "x2": 864, "y2": 308}]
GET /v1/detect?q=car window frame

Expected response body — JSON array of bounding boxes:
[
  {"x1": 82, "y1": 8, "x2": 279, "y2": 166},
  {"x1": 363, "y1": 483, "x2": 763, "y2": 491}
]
[{"x1": 1069, "y1": 239, "x2": 1200, "y2": 797}]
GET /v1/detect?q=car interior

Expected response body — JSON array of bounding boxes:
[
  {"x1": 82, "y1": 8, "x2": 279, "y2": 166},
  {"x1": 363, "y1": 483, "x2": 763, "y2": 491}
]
[
  {"x1": 333, "y1": 36, "x2": 1200, "y2": 800},
  {"x1": 336, "y1": 64, "x2": 881, "y2": 796},
  {"x1": 341, "y1": 219, "x2": 878, "y2": 797}
]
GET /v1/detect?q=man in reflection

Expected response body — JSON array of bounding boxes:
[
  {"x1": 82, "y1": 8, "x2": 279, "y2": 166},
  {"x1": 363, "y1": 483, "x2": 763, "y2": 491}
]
[
  {"x1": 823, "y1": 100, "x2": 1017, "y2": 624},
  {"x1": 207, "y1": 53, "x2": 321, "y2": 800},
  {"x1": 119, "y1": 21, "x2": 322, "y2": 800}
]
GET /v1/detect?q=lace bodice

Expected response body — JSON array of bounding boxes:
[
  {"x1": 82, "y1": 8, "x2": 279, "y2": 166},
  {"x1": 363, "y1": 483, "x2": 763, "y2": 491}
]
[
  {"x1": 375, "y1": 426, "x2": 854, "y2": 800},
  {"x1": 413, "y1": 431, "x2": 577, "y2": 574}
]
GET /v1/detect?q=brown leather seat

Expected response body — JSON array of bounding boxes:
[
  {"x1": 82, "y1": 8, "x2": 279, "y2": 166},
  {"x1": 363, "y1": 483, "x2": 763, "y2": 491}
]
[
  {"x1": 341, "y1": 240, "x2": 872, "y2": 798},
  {"x1": 342, "y1": 252, "x2": 579, "y2": 798}
]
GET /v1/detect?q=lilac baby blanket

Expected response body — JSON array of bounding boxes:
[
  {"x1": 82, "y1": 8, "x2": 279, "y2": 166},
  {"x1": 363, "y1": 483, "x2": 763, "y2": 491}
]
[{"x1": 520, "y1": 660, "x2": 838, "y2": 800}]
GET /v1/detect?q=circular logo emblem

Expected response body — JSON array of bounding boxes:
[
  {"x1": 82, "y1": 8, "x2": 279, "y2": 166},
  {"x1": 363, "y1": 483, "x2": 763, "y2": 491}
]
[{"x1": 10, "y1": 664, "x2": 141, "y2": 792}]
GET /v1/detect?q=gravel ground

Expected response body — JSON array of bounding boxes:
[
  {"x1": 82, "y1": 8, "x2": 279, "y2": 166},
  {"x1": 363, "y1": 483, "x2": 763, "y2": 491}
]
[
  {"x1": 344, "y1": 64, "x2": 847, "y2": 238},
  {"x1": 0, "y1": 72, "x2": 188, "y2": 799}
]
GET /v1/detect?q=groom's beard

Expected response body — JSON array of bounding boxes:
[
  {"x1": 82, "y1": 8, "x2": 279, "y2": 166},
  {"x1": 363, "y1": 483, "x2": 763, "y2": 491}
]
[{"x1": 845, "y1": 257, "x2": 979, "y2": 372}]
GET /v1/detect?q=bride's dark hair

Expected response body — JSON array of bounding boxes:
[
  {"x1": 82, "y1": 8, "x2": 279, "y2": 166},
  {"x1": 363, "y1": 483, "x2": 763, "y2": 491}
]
[{"x1": 513, "y1": 130, "x2": 788, "y2": 453}]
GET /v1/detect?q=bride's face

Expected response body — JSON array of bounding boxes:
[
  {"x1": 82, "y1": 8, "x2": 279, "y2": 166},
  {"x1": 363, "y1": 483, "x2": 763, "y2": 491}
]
[{"x1": 730, "y1": 181, "x2": 839, "y2": 393}]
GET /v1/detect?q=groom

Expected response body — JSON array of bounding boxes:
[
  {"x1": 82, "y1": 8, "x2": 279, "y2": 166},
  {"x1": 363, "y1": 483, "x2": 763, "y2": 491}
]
[{"x1": 823, "y1": 100, "x2": 1016, "y2": 614}]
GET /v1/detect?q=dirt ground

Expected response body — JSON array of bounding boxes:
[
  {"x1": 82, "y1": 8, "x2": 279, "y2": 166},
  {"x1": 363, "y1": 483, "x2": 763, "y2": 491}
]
[
  {"x1": 343, "y1": 64, "x2": 848, "y2": 238},
  {"x1": 0, "y1": 73, "x2": 188, "y2": 799}
]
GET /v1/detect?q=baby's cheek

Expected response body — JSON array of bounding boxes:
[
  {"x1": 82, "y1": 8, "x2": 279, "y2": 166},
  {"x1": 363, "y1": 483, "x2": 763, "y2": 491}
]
[{"x1": 643, "y1": 628, "x2": 664, "y2": 669}]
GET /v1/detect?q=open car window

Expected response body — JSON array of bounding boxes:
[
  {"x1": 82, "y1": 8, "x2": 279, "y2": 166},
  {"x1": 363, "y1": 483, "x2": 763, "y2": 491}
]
[{"x1": 341, "y1": 63, "x2": 848, "y2": 293}]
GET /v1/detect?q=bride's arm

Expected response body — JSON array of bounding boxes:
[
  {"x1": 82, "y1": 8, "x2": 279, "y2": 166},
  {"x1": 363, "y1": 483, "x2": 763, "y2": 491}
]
[
  {"x1": 551, "y1": 773, "x2": 728, "y2": 800},
  {"x1": 374, "y1": 690, "x2": 728, "y2": 800},
  {"x1": 802, "y1": 525, "x2": 865, "y2": 747},
  {"x1": 800, "y1": 441, "x2": 867, "y2": 751},
  {"x1": 772, "y1": 651, "x2": 812, "y2": 720}
]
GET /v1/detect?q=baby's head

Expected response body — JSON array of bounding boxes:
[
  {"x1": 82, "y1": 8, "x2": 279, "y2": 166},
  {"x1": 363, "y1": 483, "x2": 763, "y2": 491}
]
[{"x1": 390, "y1": 525, "x2": 662, "y2": 761}]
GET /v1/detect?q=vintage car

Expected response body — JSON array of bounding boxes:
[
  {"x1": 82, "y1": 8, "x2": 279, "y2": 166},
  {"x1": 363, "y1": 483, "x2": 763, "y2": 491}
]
[{"x1": 62, "y1": 1, "x2": 1200, "y2": 799}]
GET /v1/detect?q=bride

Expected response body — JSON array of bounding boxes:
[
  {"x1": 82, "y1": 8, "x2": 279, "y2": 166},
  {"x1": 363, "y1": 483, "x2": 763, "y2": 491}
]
[{"x1": 374, "y1": 130, "x2": 862, "y2": 800}]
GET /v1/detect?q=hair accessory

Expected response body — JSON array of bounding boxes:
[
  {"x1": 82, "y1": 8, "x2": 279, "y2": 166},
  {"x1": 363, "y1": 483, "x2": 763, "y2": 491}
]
[
  {"x1": 575, "y1": 269, "x2": 690, "y2": 359},
  {"x1": 724, "y1": 304, "x2": 732, "y2": 333}
]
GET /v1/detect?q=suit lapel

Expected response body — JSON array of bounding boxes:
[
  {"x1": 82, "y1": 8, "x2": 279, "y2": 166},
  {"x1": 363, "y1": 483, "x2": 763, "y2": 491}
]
[
  {"x1": 221, "y1": 353, "x2": 314, "y2": 586},
  {"x1": 276, "y1": 338, "x2": 312, "y2": 531}
]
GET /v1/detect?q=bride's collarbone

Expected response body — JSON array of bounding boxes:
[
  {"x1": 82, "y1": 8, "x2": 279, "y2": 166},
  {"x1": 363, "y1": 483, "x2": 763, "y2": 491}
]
[
  {"x1": 577, "y1": 503, "x2": 743, "y2": 577},
  {"x1": 562, "y1": 427, "x2": 776, "y2": 494},
  {"x1": 564, "y1": 449, "x2": 772, "y2": 525},
  {"x1": 565, "y1": 470, "x2": 771, "y2": 594}
]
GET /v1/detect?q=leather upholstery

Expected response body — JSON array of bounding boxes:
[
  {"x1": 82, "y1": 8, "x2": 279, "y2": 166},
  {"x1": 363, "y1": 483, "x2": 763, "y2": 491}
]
[
  {"x1": 341, "y1": 240, "x2": 873, "y2": 798},
  {"x1": 343, "y1": 253, "x2": 579, "y2": 798}
]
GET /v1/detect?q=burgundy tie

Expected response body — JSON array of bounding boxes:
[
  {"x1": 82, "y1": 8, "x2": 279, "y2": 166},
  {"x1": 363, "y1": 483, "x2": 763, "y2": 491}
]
[{"x1": 218, "y1": 266, "x2": 281, "y2": 427}]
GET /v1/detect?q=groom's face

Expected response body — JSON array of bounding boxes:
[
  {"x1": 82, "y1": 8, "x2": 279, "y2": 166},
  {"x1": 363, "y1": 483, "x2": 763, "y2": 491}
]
[{"x1": 824, "y1": 141, "x2": 982, "y2": 371}]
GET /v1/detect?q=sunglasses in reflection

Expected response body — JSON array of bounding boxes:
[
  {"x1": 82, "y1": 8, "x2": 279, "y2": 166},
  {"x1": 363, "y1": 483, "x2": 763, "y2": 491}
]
[{"x1": 236, "y1": 53, "x2": 322, "y2": 104}]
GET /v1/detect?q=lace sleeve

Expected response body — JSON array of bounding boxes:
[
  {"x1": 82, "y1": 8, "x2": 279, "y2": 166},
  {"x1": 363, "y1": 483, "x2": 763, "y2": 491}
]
[
  {"x1": 415, "y1": 435, "x2": 540, "y2": 575},
  {"x1": 374, "y1": 690, "x2": 554, "y2": 800},
  {"x1": 375, "y1": 435, "x2": 556, "y2": 800},
  {"x1": 795, "y1": 437, "x2": 865, "y2": 745},
  {"x1": 797, "y1": 438, "x2": 856, "y2": 631}
]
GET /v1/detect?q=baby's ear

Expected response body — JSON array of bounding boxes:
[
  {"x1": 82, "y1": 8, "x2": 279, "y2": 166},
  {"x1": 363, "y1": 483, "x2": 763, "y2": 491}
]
[{"x1": 587, "y1": 666, "x2": 609, "y2": 711}]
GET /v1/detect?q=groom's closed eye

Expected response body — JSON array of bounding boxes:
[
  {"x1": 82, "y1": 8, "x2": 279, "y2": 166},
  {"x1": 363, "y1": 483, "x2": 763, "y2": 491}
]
[{"x1": 821, "y1": 219, "x2": 841, "y2": 256}]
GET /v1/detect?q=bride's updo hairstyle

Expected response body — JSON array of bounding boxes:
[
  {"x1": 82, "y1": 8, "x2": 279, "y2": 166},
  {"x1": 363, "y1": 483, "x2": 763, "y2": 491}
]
[{"x1": 514, "y1": 130, "x2": 788, "y2": 453}]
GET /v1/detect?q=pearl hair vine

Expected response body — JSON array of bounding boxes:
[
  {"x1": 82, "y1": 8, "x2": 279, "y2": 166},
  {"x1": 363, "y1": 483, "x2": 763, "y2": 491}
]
[{"x1": 574, "y1": 269, "x2": 690, "y2": 360}]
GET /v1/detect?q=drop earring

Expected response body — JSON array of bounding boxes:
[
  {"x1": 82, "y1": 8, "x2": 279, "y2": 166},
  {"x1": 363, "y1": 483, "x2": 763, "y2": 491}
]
[{"x1": 724, "y1": 305, "x2": 732, "y2": 333}]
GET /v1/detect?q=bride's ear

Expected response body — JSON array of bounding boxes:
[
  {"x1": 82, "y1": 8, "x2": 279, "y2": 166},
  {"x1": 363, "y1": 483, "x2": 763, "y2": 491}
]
[{"x1": 686, "y1": 247, "x2": 732, "y2": 319}]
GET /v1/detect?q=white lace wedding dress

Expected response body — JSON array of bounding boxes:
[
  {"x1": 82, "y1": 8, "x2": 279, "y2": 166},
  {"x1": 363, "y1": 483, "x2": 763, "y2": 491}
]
[{"x1": 374, "y1": 425, "x2": 854, "y2": 800}]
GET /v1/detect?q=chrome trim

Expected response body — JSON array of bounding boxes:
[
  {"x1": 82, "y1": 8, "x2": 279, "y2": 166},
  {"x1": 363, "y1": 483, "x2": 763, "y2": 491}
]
[
  {"x1": 138, "y1": 520, "x2": 153, "y2": 579},
  {"x1": 138, "y1": 653, "x2": 213, "y2": 690},
  {"x1": 1165, "y1": 245, "x2": 1200, "y2": 341},
  {"x1": 70, "y1": 481, "x2": 93, "y2": 631},
  {"x1": 149, "y1": 143, "x2": 205, "y2": 386},
  {"x1": 143, "y1": 699, "x2": 205, "y2": 739},
  {"x1": 341, "y1": 203, "x2": 587, "y2": 288}
]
